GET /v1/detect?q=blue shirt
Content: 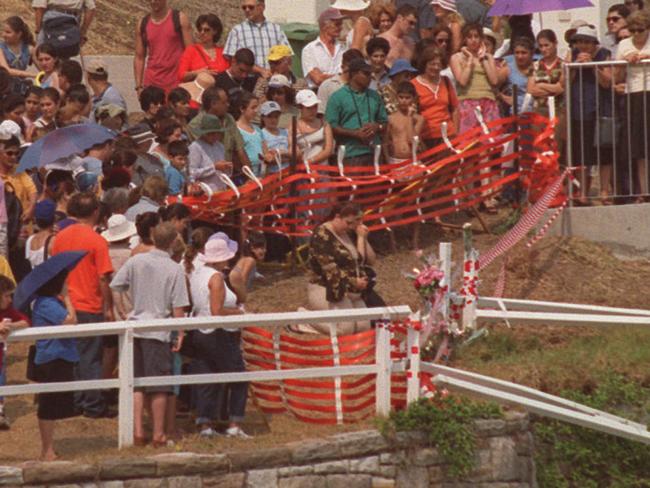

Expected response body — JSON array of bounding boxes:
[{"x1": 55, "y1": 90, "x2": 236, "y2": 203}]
[
  {"x1": 165, "y1": 165, "x2": 185, "y2": 196},
  {"x1": 32, "y1": 296, "x2": 79, "y2": 365}
]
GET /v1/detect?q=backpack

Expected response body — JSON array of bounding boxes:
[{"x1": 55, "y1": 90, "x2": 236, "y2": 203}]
[
  {"x1": 42, "y1": 14, "x2": 81, "y2": 59},
  {"x1": 140, "y1": 9, "x2": 184, "y2": 50}
]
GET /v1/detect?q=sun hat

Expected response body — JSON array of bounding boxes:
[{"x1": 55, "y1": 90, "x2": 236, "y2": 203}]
[
  {"x1": 330, "y1": 0, "x2": 369, "y2": 11},
  {"x1": 431, "y1": 0, "x2": 457, "y2": 13},
  {"x1": 482, "y1": 27, "x2": 502, "y2": 49},
  {"x1": 295, "y1": 89, "x2": 320, "y2": 107},
  {"x1": 208, "y1": 231, "x2": 239, "y2": 254},
  {"x1": 319, "y1": 7, "x2": 346, "y2": 26},
  {"x1": 388, "y1": 59, "x2": 418, "y2": 77},
  {"x1": 102, "y1": 214, "x2": 138, "y2": 243},
  {"x1": 565, "y1": 20, "x2": 591, "y2": 43},
  {"x1": 572, "y1": 25, "x2": 599, "y2": 43},
  {"x1": 86, "y1": 59, "x2": 108, "y2": 76},
  {"x1": 199, "y1": 238, "x2": 237, "y2": 264},
  {"x1": 267, "y1": 44, "x2": 293, "y2": 62},
  {"x1": 192, "y1": 113, "x2": 225, "y2": 137},
  {"x1": 268, "y1": 74, "x2": 291, "y2": 88},
  {"x1": 260, "y1": 100, "x2": 282, "y2": 116}
]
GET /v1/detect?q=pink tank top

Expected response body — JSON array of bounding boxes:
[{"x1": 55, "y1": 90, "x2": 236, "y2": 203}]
[{"x1": 143, "y1": 10, "x2": 184, "y2": 93}]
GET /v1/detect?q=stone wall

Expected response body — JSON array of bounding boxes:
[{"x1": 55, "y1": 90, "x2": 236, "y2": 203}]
[{"x1": 0, "y1": 412, "x2": 535, "y2": 488}]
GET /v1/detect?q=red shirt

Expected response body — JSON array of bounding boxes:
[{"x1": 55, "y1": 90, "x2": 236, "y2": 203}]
[
  {"x1": 0, "y1": 307, "x2": 29, "y2": 363},
  {"x1": 412, "y1": 75, "x2": 459, "y2": 139},
  {"x1": 143, "y1": 10, "x2": 185, "y2": 93},
  {"x1": 178, "y1": 44, "x2": 230, "y2": 82},
  {"x1": 52, "y1": 223, "x2": 114, "y2": 314}
]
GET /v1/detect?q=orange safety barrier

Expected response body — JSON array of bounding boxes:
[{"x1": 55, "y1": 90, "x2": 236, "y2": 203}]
[{"x1": 172, "y1": 113, "x2": 561, "y2": 236}]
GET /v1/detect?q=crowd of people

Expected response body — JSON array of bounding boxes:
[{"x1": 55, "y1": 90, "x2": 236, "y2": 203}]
[{"x1": 0, "y1": 0, "x2": 650, "y2": 460}]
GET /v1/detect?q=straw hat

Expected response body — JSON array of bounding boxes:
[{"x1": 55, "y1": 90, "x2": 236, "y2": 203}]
[
  {"x1": 179, "y1": 72, "x2": 215, "y2": 104},
  {"x1": 330, "y1": 0, "x2": 370, "y2": 12},
  {"x1": 101, "y1": 214, "x2": 137, "y2": 243},
  {"x1": 198, "y1": 239, "x2": 236, "y2": 264}
]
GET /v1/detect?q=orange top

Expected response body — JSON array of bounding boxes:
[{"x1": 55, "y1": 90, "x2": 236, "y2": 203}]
[
  {"x1": 411, "y1": 75, "x2": 458, "y2": 139},
  {"x1": 52, "y1": 223, "x2": 114, "y2": 314}
]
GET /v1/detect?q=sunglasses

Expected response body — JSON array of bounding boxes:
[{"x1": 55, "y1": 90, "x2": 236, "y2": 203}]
[
  {"x1": 630, "y1": 28, "x2": 646, "y2": 33},
  {"x1": 607, "y1": 16, "x2": 622, "y2": 22},
  {"x1": 242, "y1": 5, "x2": 255, "y2": 10},
  {"x1": 3, "y1": 150, "x2": 19, "y2": 157}
]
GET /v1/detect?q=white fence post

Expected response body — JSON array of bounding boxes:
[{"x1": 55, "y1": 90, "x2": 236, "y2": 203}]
[
  {"x1": 440, "y1": 242, "x2": 452, "y2": 320},
  {"x1": 375, "y1": 320, "x2": 392, "y2": 416},
  {"x1": 406, "y1": 319, "x2": 420, "y2": 405},
  {"x1": 462, "y1": 225, "x2": 478, "y2": 331},
  {"x1": 118, "y1": 328, "x2": 134, "y2": 448}
]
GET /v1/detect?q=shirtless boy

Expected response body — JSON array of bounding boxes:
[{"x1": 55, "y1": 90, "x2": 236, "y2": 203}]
[
  {"x1": 379, "y1": 4, "x2": 417, "y2": 67},
  {"x1": 386, "y1": 82, "x2": 423, "y2": 162}
]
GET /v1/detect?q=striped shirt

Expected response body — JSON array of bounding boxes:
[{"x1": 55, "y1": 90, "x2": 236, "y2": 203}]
[{"x1": 223, "y1": 19, "x2": 291, "y2": 70}]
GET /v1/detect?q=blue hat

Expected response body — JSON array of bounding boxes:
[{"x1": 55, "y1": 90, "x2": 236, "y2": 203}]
[
  {"x1": 389, "y1": 59, "x2": 418, "y2": 78},
  {"x1": 76, "y1": 171, "x2": 99, "y2": 192},
  {"x1": 34, "y1": 199, "x2": 56, "y2": 226}
]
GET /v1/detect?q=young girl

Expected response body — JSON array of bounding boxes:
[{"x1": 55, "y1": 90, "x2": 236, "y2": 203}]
[
  {"x1": 236, "y1": 92, "x2": 266, "y2": 177},
  {"x1": 23, "y1": 86, "x2": 42, "y2": 134},
  {"x1": 34, "y1": 43, "x2": 59, "y2": 92},
  {"x1": 260, "y1": 101, "x2": 291, "y2": 175},
  {"x1": 27, "y1": 87, "x2": 59, "y2": 142},
  {"x1": 0, "y1": 16, "x2": 35, "y2": 87}
]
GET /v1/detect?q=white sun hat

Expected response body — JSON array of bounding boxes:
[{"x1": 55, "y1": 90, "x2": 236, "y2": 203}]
[
  {"x1": 101, "y1": 214, "x2": 137, "y2": 243},
  {"x1": 330, "y1": 0, "x2": 370, "y2": 11}
]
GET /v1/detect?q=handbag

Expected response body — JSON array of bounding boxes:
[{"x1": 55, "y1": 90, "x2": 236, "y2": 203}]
[
  {"x1": 594, "y1": 116, "x2": 619, "y2": 147},
  {"x1": 26, "y1": 345, "x2": 41, "y2": 382}
]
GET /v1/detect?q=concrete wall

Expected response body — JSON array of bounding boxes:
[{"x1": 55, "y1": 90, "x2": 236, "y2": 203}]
[
  {"x1": 0, "y1": 412, "x2": 535, "y2": 488},
  {"x1": 266, "y1": 0, "x2": 329, "y2": 24},
  {"x1": 546, "y1": 203, "x2": 650, "y2": 257}
]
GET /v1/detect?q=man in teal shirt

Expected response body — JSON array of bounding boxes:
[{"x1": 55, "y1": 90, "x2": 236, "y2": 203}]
[{"x1": 325, "y1": 58, "x2": 388, "y2": 166}]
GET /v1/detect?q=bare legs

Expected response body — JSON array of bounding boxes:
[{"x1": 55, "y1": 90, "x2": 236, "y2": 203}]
[{"x1": 38, "y1": 419, "x2": 57, "y2": 461}]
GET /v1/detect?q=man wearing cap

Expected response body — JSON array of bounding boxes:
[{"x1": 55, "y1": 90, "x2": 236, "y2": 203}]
[
  {"x1": 317, "y1": 48, "x2": 364, "y2": 114},
  {"x1": 379, "y1": 59, "x2": 419, "y2": 114},
  {"x1": 32, "y1": 0, "x2": 95, "y2": 46},
  {"x1": 254, "y1": 45, "x2": 305, "y2": 99},
  {"x1": 379, "y1": 4, "x2": 417, "y2": 67},
  {"x1": 86, "y1": 60, "x2": 127, "y2": 124},
  {"x1": 302, "y1": 8, "x2": 347, "y2": 89},
  {"x1": 224, "y1": 0, "x2": 292, "y2": 79},
  {"x1": 325, "y1": 58, "x2": 388, "y2": 166},
  {"x1": 188, "y1": 114, "x2": 234, "y2": 191}
]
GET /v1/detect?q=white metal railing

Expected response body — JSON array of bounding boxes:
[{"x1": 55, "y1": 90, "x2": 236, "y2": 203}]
[{"x1": 0, "y1": 306, "x2": 412, "y2": 448}]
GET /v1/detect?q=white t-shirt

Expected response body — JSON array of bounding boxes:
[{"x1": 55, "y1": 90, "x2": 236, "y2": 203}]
[
  {"x1": 616, "y1": 36, "x2": 650, "y2": 93},
  {"x1": 301, "y1": 37, "x2": 346, "y2": 89}
]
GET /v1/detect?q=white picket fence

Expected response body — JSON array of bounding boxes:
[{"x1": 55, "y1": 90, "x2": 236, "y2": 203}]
[{"x1": 0, "y1": 306, "x2": 412, "y2": 448}]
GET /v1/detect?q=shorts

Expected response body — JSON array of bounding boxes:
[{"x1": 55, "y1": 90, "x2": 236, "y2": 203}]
[
  {"x1": 36, "y1": 359, "x2": 77, "y2": 420},
  {"x1": 134, "y1": 338, "x2": 173, "y2": 394}
]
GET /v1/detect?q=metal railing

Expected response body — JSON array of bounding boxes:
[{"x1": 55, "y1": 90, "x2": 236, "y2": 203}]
[
  {"x1": 564, "y1": 59, "x2": 650, "y2": 203},
  {"x1": 0, "y1": 306, "x2": 412, "y2": 448}
]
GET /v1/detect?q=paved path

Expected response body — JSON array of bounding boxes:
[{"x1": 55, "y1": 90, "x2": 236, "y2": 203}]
[{"x1": 83, "y1": 55, "x2": 138, "y2": 114}]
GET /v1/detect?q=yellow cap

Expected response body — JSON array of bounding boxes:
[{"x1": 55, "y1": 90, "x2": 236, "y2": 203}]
[{"x1": 267, "y1": 44, "x2": 292, "y2": 62}]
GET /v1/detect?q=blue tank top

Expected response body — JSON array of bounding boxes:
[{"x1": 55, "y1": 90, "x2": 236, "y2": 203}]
[
  {"x1": 505, "y1": 55, "x2": 531, "y2": 114},
  {"x1": 0, "y1": 42, "x2": 30, "y2": 71},
  {"x1": 262, "y1": 128, "x2": 289, "y2": 174},
  {"x1": 238, "y1": 125, "x2": 264, "y2": 176}
]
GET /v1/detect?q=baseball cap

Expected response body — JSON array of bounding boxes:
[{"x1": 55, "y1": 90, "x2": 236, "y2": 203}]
[
  {"x1": 295, "y1": 89, "x2": 320, "y2": 107},
  {"x1": 268, "y1": 74, "x2": 291, "y2": 88},
  {"x1": 388, "y1": 59, "x2": 418, "y2": 77},
  {"x1": 319, "y1": 8, "x2": 345, "y2": 26},
  {"x1": 260, "y1": 101, "x2": 282, "y2": 116},
  {"x1": 267, "y1": 44, "x2": 293, "y2": 62},
  {"x1": 348, "y1": 58, "x2": 372, "y2": 74},
  {"x1": 34, "y1": 199, "x2": 56, "y2": 226},
  {"x1": 572, "y1": 25, "x2": 599, "y2": 43},
  {"x1": 86, "y1": 59, "x2": 108, "y2": 76}
]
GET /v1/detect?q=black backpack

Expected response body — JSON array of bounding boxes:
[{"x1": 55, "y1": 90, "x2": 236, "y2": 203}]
[
  {"x1": 140, "y1": 9, "x2": 184, "y2": 50},
  {"x1": 42, "y1": 14, "x2": 81, "y2": 59}
]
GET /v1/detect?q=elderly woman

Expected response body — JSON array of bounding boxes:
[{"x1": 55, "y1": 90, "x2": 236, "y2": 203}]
[
  {"x1": 569, "y1": 25, "x2": 613, "y2": 204},
  {"x1": 308, "y1": 203, "x2": 376, "y2": 335},
  {"x1": 616, "y1": 10, "x2": 650, "y2": 201},
  {"x1": 178, "y1": 14, "x2": 229, "y2": 82}
]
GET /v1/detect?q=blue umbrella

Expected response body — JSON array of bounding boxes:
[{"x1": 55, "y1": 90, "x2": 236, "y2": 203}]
[
  {"x1": 489, "y1": 0, "x2": 593, "y2": 16},
  {"x1": 17, "y1": 123, "x2": 116, "y2": 173},
  {"x1": 14, "y1": 251, "x2": 87, "y2": 310}
]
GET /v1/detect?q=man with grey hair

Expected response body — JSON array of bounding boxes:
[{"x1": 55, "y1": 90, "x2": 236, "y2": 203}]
[
  {"x1": 224, "y1": 0, "x2": 292, "y2": 79},
  {"x1": 302, "y1": 7, "x2": 347, "y2": 89},
  {"x1": 110, "y1": 221, "x2": 189, "y2": 447}
]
